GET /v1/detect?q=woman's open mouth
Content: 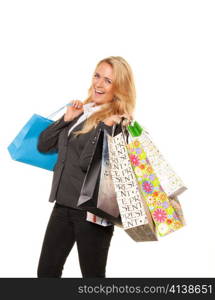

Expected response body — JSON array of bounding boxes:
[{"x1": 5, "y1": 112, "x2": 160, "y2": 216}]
[{"x1": 95, "y1": 89, "x2": 105, "y2": 96}]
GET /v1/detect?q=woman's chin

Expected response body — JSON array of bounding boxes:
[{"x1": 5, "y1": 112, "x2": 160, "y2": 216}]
[{"x1": 91, "y1": 99, "x2": 102, "y2": 106}]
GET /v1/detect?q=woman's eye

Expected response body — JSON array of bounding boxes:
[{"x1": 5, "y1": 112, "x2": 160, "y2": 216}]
[{"x1": 94, "y1": 74, "x2": 99, "y2": 78}]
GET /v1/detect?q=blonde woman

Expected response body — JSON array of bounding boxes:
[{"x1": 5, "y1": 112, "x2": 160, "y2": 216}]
[{"x1": 37, "y1": 56, "x2": 136, "y2": 278}]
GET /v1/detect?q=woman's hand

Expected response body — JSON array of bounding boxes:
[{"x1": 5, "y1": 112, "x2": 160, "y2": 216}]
[
  {"x1": 64, "y1": 100, "x2": 84, "y2": 122},
  {"x1": 103, "y1": 113, "x2": 133, "y2": 126}
]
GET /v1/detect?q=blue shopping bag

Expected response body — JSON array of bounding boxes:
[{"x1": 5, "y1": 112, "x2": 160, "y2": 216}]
[{"x1": 7, "y1": 105, "x2": 68, "y2": 171}]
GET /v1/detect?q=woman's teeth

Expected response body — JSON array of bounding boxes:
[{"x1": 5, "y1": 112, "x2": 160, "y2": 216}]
[{"x1": 95, "y1": 89, "x2": 104, "y2": 94}]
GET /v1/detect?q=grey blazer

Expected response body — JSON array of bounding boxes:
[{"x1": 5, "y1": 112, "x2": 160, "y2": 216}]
[{"x1": 37, "y1": 113, "x2": 122, "y2": 208}]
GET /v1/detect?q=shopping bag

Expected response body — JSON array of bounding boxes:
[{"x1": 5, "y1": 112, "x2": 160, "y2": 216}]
[
  {"x1": 169, "y1": 195, "x2": 186, "y2": 226},
  {"x1": 77, "y1": 128, "x2": 122, "y2": 226},
  {"x1": 127, "y1": 121, "x2": 187, "y2": 197},
  {"x1": 107, "y1": 129, "x2": 158, "y2": 242},
  {"x1": 7, "y1": 105, "x2": 67, "y2": 171},
  {"x1": 7, "y1": 114, "x2": 57, "y2": 171},
  {"x1": 126, "y1": 132, "x2": 185, "y2": 236}
]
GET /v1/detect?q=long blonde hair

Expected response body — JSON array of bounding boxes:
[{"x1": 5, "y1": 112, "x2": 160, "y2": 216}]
[{"x1": 73, "y1": 56, "x2": 136, "y2": 136}]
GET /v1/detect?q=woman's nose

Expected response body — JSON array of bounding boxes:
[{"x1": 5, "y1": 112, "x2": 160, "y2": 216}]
[{"x1": 96, "y1": 77, "x2": 105, "y2": 87}]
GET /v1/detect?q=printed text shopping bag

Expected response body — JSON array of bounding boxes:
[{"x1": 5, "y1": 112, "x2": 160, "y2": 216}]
[{"x1": 107, "y1": 131, "x2": 157, "y2": 242}]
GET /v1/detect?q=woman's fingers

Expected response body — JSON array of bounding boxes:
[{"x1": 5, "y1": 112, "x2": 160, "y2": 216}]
[
  {"x1": 109, "y1": 114, "x2": 132, "y2": 125},
  {"x1": 103, "y1": 113, "x2": 133, "y2": 126},
  {"x1": 122, "y1": 119, "x2": 130, "y2": 126},
  {"x1": 116, "y1": 114, "x2": 133, "y2": 126},
  {"x1": 113, "y1": 115, "x2": 122, "y2": 124},
  {"x1": 120, "y1": 113, "x2": 133, "y2": 121},
  {"x1": 68, "y1": 99, "x2": 83, "y2": 109},
  {"x1": 73, "y1": 100, "x2": 82, "y2": 108}
]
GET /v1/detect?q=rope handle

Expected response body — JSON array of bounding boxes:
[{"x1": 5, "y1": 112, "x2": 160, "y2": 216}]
[{"x1": 47, "y1": 103, "x2": 72, "y2": 120}]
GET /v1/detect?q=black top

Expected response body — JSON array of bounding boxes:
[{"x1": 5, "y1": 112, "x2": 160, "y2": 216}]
[{"x1": 37, "y1": 112, "x2": 122, "y2": 209}]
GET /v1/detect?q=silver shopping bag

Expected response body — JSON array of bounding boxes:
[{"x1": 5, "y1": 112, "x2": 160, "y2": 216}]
[{"x1": 77, "y1": 129, "x2": 121, "y2": 226}]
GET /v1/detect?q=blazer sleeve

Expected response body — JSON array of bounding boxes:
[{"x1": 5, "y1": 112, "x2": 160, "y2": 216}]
[
  {"x1": 37, "y1": 114, "x2": 79, "y2": 153},
  {"x1": 79, "y1": 121, "x2": 122, "y2": 172}
]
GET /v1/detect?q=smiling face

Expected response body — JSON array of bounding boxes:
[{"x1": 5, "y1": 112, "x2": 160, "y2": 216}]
[{"x1": 91, "y1": 62, "x2": 115, "y2": 106}]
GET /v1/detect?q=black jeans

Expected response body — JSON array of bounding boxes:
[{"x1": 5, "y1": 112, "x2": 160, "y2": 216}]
[{"x1": 37, "y1": 203, "x2": 114, "y2": 278}]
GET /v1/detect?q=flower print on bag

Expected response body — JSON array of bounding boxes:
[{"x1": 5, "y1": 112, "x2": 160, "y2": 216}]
[
  {"x1": 134, "y1": 166, "x2": 143, "y2": 177},
  {"x1": 166, "y1": 207, "x2": 174, "y2": 215},
  {"x1": 152, "y1": 191, "x2": 159, "y2": 198},
  {"x1": 130, "y1": 154, "x2": 140, "y2": 166},
  {"x1": 142, "y1": 180, "x2": 154, "y2": 194},
  {"x1": 135, "y1": 148, "x2": 143, "y2": 154},
  {"x1": 139, "y1": 164, "x2": 146, "y2": 170},
  {"x1": 149, "y1": 174, "x2": 156, "y2": 181},
  {"x1": 159, "y1": 192, "x2": 167, "y2": 201},
  {"x1": 152, "y1": 208, "x2": 167, "y2": 223},
  {"x1": 146, "y1": 196, "x2": 154, "y2": 204},
  {"x1": 152, "y1": 177, "x2": 160, "y2": 187},
  {"x1": 134, "y1": 140, "x2": 141, "y2": 148},
  {"x1": 166, "y1": 219, "x2": 173, "y2": 224},
  {"x1": 161, "y1": 201, "x2": 169, "y2": 209},
  {"x1": 139, "y1": 152, "x2": 147, "y2": 160},
  {"x1": 155, "y1": 200, "x2": 162, "y2": 206},
  {"x1": 146, "y1": 165, "x2": 153, "y2": 174}
]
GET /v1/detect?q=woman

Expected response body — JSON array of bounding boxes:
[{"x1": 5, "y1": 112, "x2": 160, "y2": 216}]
[{"x1": 37, "y1": 56, "x2": 136, "y2": 278}]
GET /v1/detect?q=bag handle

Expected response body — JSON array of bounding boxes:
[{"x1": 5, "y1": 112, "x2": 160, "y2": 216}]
[
  {"x1": 47, "y1": 103, "x2": 72, "y2": 120},
  {"x1": 111, "y1": 117, "x2": 130, "y2": 143}
]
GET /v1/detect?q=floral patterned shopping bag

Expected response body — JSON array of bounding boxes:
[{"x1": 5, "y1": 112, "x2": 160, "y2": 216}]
[{"x1": 126, "y1": 135, "x2": 185, "y2": 237}]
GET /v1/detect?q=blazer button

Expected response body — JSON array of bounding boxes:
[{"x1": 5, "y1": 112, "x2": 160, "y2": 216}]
[{"x1": 91, "y1": 136, "x2": 97, "y2": 144}]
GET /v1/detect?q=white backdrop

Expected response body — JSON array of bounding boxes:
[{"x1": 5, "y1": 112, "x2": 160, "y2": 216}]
[{"x1": 0, "y1": 0, "x2": 214, "y2": 277}]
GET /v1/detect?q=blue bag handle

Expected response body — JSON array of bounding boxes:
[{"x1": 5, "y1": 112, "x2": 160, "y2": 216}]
[{"x1": 47, "y1": 103, "x2": 73, "y2": 120}]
